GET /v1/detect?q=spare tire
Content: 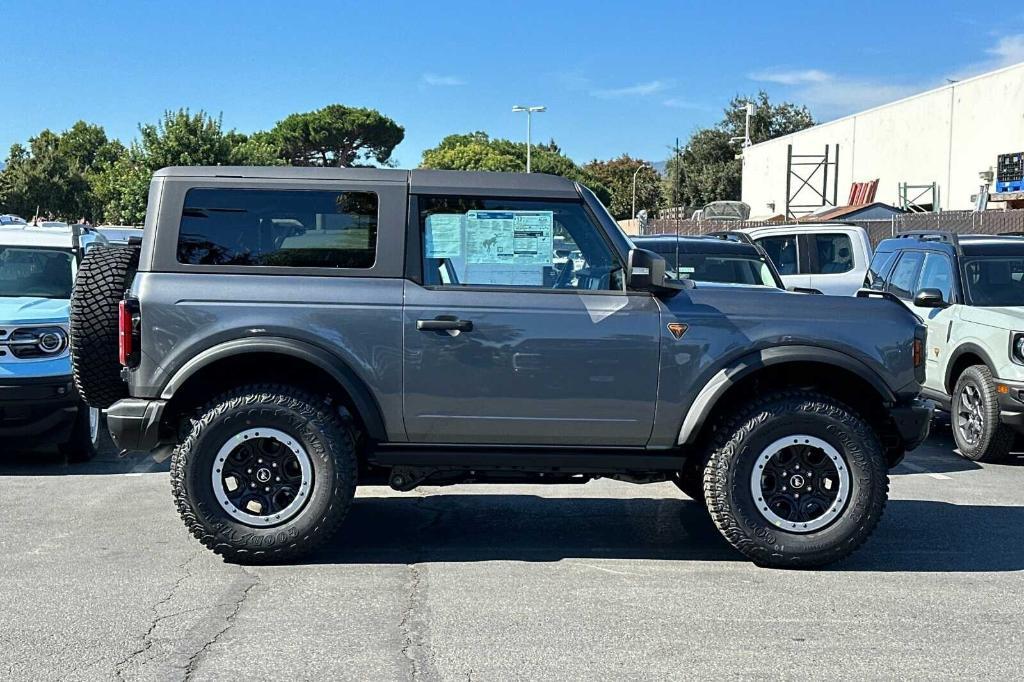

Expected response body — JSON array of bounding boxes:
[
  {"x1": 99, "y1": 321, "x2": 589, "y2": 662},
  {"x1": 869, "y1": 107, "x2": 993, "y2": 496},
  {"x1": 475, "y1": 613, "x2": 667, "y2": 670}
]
[{"x1": 70, "y1": 246, "x2": 139, "y2": 409}]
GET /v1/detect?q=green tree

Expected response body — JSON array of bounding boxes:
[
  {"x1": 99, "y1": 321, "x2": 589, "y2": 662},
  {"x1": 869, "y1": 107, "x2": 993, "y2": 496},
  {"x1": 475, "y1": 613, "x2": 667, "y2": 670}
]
[
  {"x1": 581, "y1": 155, "x2": 663, "y2": 220},
  {"x1": 90, "y1": 109, "x2": 284, "y2": 223},
  {"x1": 665, "y1": 91, "x2": 814, "y2": 208},
  {"x1": 270, "y1": 104, "x2": 404, "y2": 167},
  {"x1": 0, "y1": 122, "x2": 122, "y2": 220},
  {"x1": 420, "y1": 132, "x2": 611, "y2": 203}
]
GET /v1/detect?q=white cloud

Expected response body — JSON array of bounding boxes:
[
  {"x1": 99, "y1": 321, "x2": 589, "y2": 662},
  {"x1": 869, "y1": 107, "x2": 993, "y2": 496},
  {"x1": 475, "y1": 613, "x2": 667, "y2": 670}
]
[
  {"x1": 986, "y1": 33, "x2": 1024, "y2": 64},
  {"x1": 591, "y1": 80, "x2": 670, "y2": 98},
  {"x1": 747, "y1": 68, "x2": 831, "y2": 85},
  {"x1": 421, "y1": 73, "x2": 465, "y2": 87},
  {"x1": 663, "y1": 97, "x2": 709, "y2": 110}
]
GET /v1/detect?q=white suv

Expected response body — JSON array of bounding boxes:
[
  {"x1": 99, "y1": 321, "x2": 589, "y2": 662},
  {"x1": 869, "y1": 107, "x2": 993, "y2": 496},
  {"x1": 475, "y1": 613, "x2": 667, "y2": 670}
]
[
  {"x1": 865, "y1": 231, "x2": 1024, "y2": 462},
  {"x1": 740, "y1": 223, "x2": 872, "y2": 295}
]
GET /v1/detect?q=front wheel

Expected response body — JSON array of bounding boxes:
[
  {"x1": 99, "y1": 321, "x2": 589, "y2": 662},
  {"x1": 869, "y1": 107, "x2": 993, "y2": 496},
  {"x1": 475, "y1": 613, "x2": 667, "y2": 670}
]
[
  {"x1": 171, "y1": 385, "x2": 358, "y2": 564},
  {"x1": 951, "y1": 365, "x2": 1014, "y2": 463},
  {"x1": 703, "y1": 391, "x2": 888, "y2": 568}
]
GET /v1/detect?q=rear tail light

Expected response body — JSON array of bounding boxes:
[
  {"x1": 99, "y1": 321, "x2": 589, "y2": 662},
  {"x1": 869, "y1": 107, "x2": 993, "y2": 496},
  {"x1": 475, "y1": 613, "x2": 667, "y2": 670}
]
[
  {"x1": 912, "y1": 338, "x2": 923, "y2": 368},
  {"x1": 119, "y1": 299, "x2": 140, "y2": 368}
]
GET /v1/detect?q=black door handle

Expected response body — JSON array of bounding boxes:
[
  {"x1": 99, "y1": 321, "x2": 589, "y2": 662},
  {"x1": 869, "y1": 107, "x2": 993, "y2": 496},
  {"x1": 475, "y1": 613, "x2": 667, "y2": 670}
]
[{"x1": 417, "y1": 318, "x2": 473, "y2": 332}]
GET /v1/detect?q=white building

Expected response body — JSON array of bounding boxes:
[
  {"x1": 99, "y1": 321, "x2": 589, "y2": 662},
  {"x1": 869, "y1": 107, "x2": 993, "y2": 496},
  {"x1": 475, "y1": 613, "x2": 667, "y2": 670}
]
[{"x1": 741, "y1": 62, "x2": 1024, "y2": 218}]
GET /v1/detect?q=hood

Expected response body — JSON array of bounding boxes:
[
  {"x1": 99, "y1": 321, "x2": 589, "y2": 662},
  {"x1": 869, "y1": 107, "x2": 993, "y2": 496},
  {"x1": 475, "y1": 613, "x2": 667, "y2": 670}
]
[
  {"x1": 0, "y1": 296, "x2": 70, "y2": 325},
  {"x1": 960, "y1": 306, "x2": 1024, "y2": 330}
]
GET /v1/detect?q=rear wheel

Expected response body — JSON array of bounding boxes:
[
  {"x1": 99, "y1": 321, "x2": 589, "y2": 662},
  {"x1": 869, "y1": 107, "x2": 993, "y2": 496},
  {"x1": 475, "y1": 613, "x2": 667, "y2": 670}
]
[
  {"x1": 59, "y1": 403, "x2": 101, "y2": 463},
  {"x1": 171, "y1": 385, "x2": 357, "y2": 564},
  {"x1": 951, "y1": 365, "x2": 1014, "y2": 463},
  {"x1": 70, "y1": 246, "x2": 139, "y2": 409},
  {"x1": 703, "y1": 391, "x2": 888, "y2": 568}
]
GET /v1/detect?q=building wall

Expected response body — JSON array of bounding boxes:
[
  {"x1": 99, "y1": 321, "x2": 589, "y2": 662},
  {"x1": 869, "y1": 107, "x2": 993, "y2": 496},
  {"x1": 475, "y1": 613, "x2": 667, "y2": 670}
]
[{"x1": 741, "y1": 62, "x2": 1024, "y2": 218}]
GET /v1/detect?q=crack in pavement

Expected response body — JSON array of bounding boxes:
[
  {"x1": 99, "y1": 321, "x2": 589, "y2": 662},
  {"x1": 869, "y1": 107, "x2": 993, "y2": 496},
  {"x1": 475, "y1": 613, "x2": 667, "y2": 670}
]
[
  {"x1": 183, "y1": 568, "x2": 260, "y2": 680},
  {"x1": 399, "y1": 497, "x2": 443, "y2": 682},
  {"x1": 113, "y1": 551, "x2": 203, "y2": 680}
]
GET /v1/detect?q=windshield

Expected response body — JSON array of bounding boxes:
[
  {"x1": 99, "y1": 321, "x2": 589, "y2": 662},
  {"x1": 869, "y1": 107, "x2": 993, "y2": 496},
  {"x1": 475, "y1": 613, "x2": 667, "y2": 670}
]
[
  {"x1": 654, "y1": 249, "x2": 778, "y2": 287},
  {"x1": 963, "y1": 256, "x2": 1024, "y2": 306},
  {"x1": 0, "y1": 247, "x2": 75, "y2": 299}
]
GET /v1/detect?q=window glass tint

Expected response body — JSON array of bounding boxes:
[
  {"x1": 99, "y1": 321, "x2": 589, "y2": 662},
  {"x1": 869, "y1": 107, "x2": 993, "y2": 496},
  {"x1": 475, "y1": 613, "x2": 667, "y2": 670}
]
[
  {"x1": 177, "y1": 188, "x2": 377, "y2": 268},
  {"x1": 865, "y1": 251, "x2": 896, "y2": 290},
  {"x1": 809, "y1": 233, "x2": 854, "y2": 274},
  {"x1": 420, "y1": 196, "x2": 622, "y2": 290},
  {"x1": 916, "y1": 253, "x2": 954, "y2": 302},
  {"x1": 887, "y1": 252, "x2": 924, "y2": 299},
  {"x1": 650, "y1": 247, "x2": 777, "y2": 287},
  {"x1": 756, "y1": 235, "x2": 798, "y2": 275},
  {"x1": 963, "y1": 257, "x2": 1024, "y2": 306},
  {"x1": 0, "y1": 247, "x2": 74, "y2": 299}
]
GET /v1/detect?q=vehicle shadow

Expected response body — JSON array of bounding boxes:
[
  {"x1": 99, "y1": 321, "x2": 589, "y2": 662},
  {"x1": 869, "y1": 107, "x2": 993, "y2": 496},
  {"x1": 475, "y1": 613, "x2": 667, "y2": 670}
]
[
  {"x1": 309, "y1": 494, "x2": 1024, "y2": 573},
  {"x1": 0, "y1": 437, "x2": 169, "y2": 476}
]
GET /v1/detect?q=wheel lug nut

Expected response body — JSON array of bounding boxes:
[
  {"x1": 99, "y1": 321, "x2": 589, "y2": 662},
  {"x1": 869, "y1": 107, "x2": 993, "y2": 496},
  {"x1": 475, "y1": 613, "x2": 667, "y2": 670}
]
[
  {"x1": 264, "y1": 486, "x2": 270, "y2": 492},
  {"x1": 250, "y1": 483, "x2": 256, "y2": 488},
  {"x1": 275, "y1": 477, "x2": 281, "y2": 482},
  {"x1": 247, "y1": 468, "x2": 252, "y2": 473},
  {"x1": 258, "y1": 458, "x2": 263, "y2": 463},
  {"x1": 272, "y1": 463, "x2": 277, "y2": 468}
]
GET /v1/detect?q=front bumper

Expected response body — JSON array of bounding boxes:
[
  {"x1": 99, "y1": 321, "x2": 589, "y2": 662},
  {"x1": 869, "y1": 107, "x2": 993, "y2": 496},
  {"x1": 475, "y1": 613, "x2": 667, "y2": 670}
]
[
  {"x1": 0, "y1": 375, "x2": 79, "y2": 442},
  {"x1": 106, "y1": 398, "x2": 168, "y2": 453},
  {"x1": 994, "y1": 377, "x2": 1024, "y2": 430},
  {"x1": 889, "y1": 398, "x2": 933, "y2": 452}
]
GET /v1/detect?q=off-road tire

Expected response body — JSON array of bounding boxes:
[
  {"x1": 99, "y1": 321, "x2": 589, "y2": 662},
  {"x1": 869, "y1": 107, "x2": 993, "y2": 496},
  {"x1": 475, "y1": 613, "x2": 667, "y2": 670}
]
[
  {"x1": 703, "y1": 391, "x2": 889, "y2": 568},
  {"x1": 951, "y1": 365, "x2": 1015, "y2": 463},
  {"x1": 58, "y1": 403, "x2": 101, "y2": 463},
  {"x1": 170, "y1": 385, "x2": 357, "y2": 564},
  {"x1": 70, "y1": 246, "x2": 139, "y2": 408}
]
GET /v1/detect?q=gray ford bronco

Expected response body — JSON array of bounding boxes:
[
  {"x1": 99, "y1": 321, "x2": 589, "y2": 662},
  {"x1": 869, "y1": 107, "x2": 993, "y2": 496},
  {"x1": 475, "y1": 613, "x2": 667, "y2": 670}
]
[{"x1": 70, "y1": 167, "x2": 931, "y2": 568}]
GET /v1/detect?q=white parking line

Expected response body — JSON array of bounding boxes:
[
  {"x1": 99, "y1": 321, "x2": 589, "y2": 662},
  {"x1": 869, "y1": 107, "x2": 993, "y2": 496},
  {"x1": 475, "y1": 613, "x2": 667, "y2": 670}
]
[{"x1": 902, "y1": 462, "x2": 953, "y2": 480}]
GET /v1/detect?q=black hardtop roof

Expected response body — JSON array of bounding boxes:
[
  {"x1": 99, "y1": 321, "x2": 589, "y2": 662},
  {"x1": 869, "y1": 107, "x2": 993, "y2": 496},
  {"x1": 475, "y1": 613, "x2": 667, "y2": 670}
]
[
  {"x1": 632, "y1": 234, "x2": 763, "y2": 256},
  {"x1": 877, "y1": 232, "x2": 1024, "y2": 257},
  {"x1": 153, "y1": 166, "x2": 581, "y2": 198}
]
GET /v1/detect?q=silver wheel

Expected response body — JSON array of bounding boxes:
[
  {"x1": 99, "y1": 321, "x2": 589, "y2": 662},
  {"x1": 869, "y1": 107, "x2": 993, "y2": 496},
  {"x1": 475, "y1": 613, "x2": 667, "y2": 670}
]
[
  {"x1": 88, "y1": 407, "x2": 100, "y2": 445},
  {"x1": 956, "y1": 383, "x2": 984, "y2": 446},
  {"x1": 750, "y1": 435, "x2": 851, "y2": 533},
  {"x1": 211, "y1": 428, "x2": 313, "y2": 527}
]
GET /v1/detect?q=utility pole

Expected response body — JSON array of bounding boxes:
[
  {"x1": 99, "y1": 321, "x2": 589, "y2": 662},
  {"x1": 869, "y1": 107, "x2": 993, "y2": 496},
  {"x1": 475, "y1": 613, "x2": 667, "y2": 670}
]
[{"x1": 512, "y1": 105, "x2": 546, "y2": 172}]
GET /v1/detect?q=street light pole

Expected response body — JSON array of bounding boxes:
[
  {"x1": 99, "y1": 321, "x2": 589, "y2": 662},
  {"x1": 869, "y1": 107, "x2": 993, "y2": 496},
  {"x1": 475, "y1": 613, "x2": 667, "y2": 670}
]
[
  {"x1": 512, "y1": 105, "x2": 546, "y2": 172},
  {"x1": 632, "y1": 164, "x2": 645, "y2": 220}
]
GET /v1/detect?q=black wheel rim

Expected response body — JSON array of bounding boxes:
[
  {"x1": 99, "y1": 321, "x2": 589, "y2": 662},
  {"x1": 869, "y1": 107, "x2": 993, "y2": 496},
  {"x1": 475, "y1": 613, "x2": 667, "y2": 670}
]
[
  {"x1": 750, "y1": 435, "x2": 850, "y2": 533},
  {"x1": 212, "y1": 428, "x2": 313, "y2": 527}
]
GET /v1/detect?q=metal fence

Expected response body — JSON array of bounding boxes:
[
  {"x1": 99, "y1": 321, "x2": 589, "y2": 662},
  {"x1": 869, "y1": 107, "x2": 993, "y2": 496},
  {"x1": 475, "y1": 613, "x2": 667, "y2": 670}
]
[{"x1": 641, "y1": 209, "x2": 1024, "y2": 246}]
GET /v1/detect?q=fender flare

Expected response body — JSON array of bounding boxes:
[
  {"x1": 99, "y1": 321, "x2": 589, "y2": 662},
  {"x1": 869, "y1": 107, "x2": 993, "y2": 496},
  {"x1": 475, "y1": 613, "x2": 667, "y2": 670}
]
[
  {"x1": 943, "y1": 342, "x2": 997, "y2": 392},
  {"x1": 160, "y1": 336, "x2": 387, "y2": 441},
  {"x1": 677, "y1": 345, "x2": 896, "y2": 445}
]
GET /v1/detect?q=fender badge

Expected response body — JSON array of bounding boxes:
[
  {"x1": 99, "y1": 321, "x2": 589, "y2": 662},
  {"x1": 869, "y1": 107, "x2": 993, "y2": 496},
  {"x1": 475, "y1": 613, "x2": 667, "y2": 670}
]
[{"x1": 667, "y1": 323, "x2": 688, "y2": 339}]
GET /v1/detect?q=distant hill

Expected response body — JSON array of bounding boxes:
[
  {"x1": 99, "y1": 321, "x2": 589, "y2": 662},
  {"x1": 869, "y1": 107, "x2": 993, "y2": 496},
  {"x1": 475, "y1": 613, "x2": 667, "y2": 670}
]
[{"x1": 652, "y1": 160, "x2": 666, "y2": 175}]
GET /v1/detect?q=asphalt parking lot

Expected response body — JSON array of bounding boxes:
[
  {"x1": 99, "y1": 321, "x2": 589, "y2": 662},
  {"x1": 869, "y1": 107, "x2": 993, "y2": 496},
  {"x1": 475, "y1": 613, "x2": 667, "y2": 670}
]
[{"x1": 2, "y1": 422, "x2": 1023, "y2": 681}]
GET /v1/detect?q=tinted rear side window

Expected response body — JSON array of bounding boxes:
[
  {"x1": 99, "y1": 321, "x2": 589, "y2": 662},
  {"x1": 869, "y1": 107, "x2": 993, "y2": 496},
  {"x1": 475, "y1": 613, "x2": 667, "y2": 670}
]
[
  {"x1": 756, "y1": 235, "x2": 798, "y2": 275},
  {"x1": 177, "y1": 188, "x2": 378, "y2": 268}
]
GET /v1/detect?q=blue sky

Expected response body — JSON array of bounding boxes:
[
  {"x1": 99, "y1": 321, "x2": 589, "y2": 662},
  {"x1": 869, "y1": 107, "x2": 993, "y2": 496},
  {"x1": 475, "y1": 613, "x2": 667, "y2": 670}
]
[{"x1": 2, "y1": 1, "x2": 1023, "y2": 167}]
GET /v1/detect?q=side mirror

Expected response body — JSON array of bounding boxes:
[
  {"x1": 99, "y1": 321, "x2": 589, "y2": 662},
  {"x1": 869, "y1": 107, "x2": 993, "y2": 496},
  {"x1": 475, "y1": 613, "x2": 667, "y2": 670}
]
[
  {"x1": 913, "y1": 288, "x2": 949, "y2": 308},
  {"x1": 627, "y1": 248, "x2": 681, "y2": 295}
]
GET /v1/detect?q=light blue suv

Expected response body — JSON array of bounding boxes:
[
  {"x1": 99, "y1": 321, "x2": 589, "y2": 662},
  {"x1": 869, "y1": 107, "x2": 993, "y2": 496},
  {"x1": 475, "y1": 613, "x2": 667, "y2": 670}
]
[{"x1": 0, "y1": 218, "x2": 107, "y2": 461}]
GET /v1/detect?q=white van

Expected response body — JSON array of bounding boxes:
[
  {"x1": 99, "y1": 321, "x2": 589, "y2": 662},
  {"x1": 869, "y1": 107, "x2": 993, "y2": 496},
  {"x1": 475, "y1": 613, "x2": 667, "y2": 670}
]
[{"x1": 738, "y1": 223, "x2": 872, "y2": 295}]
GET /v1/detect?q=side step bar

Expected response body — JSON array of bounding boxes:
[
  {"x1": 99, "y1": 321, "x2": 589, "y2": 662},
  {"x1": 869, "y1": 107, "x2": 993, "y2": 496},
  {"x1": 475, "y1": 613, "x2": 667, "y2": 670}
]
[{"x1": 367, "y1": 445, "x2": 686, "y2": 473}]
